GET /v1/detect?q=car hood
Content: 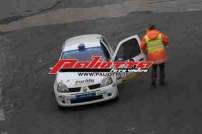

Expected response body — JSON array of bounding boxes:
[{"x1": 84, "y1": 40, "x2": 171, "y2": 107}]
[{"x1": 56, "y1": 72, "x2": 105, "y2": 88}]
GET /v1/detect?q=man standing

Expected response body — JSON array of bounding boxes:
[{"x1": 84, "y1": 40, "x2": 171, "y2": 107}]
[{"x1": 141, "y1": 25, "x2": 169, "y2": 86}]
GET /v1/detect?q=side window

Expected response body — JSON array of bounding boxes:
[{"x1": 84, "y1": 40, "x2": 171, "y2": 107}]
[
  {"x1": 100, "y1": 41, "x2": 111, "y2": 60},
  {"x1": 115, "y1": 38, "x2": 140, "y2": 61}
]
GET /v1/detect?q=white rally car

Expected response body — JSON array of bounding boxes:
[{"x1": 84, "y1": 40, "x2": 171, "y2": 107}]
[{"x1": 53, "y1": 34, "x2": 146, "y2": 107}]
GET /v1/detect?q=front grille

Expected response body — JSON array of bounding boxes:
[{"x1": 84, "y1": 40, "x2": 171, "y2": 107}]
[
  {"x1": 70, "y1": 95, "x2": 103, "y2": 104},
  {"x1": 69, "y1": 84, "x2": 100, "y2": 92},
  {"x1": 69, "y1": 87, "x2": 81, "y2": 92},
  {"x1": 88, "y1": 84, "x2": 101, "y2": 90}
]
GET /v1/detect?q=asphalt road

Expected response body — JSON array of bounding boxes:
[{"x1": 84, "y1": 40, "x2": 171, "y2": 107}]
[
  {"x1": 1, "y1": 1, "x2": 202, "y2": 134},
  {"x1": 0, "y1": 0, "x2": 128, "y2": 22}
]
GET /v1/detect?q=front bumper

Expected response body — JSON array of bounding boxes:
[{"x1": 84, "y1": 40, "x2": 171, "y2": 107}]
[{"x1": 54, "y1": 83, "x2": 118, "y2": 107}]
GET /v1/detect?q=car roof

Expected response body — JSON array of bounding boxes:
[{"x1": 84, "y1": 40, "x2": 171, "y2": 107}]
[{"x1": 62, "y1": 34, "x2": 102, "y2": 52}]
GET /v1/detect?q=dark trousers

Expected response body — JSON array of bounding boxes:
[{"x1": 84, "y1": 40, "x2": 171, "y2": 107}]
[{"x1": 151, "y1": 63, "x2": 165, "y2": 84}]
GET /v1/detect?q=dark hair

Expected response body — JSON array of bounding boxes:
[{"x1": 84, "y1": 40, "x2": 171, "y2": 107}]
[{"x1": 149, "y1": 25, "x2": 156, "y2": 30}]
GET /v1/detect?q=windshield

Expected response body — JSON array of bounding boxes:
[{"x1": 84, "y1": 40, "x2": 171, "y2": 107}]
[{"x1": 61, "y1": 47, "x2": 108, "y2": 61}]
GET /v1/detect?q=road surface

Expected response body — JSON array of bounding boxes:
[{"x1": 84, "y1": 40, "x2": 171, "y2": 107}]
[{"x1": 0, "y1": 0, "x2": 202, "y2": 134}]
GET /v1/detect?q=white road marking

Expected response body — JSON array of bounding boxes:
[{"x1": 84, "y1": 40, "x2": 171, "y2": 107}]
[
  {"x1": 187, "y1": 8, "x2": 201, "y2": 11},
  {"x1": 0, "y1": 0, "x2": 202, "y2": 32}
]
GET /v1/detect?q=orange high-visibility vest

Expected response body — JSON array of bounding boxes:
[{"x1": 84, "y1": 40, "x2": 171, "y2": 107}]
[{"x1": 144, "y1": 33, "x2": 167, "y2": 64}]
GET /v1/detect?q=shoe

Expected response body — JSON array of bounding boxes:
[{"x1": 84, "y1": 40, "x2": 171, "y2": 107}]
[
  {"x1": 160, "y1": 81, "x2": 166, "y2": 86},
  {"x1": 151, "y1": 81, "x2": 156, "y2": 88}
]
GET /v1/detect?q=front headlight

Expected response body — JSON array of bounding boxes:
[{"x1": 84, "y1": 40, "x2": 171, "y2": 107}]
[
  {"x1": 57, "y1": 82, "x2": 70, "y2": 93},
  {"x1": 101, "y1": 77, "x2": 113, "y2": 87}
]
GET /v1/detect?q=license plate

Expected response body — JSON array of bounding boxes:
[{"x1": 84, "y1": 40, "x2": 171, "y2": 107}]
[
  {"x1": 96, "y1": 91, "x2": 104, "y2": 96},
  {"x1": 76, "y1": 93, "x2": 96, "y2": 99}
]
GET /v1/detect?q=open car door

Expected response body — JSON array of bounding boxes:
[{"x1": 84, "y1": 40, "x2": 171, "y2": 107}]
[{"x1": 113, "y1": 35, "x2": 146, "y2": 83}]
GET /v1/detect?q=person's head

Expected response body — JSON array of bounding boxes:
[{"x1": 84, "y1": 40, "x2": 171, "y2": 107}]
[{"x1": 148, "y1": 25, "x2": 157, "y2": 30}]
